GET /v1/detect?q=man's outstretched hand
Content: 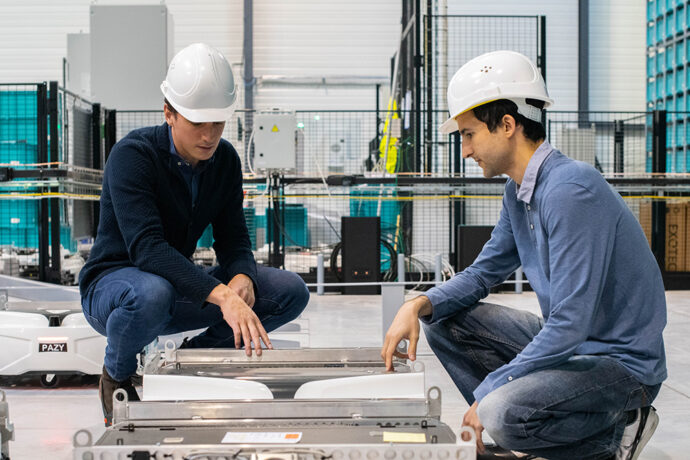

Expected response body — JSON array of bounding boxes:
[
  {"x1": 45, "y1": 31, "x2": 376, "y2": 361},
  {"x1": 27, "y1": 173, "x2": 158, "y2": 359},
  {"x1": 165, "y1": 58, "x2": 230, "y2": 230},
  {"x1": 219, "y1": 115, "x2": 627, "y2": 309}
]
[
  {"x1": 380, "y1": 296, "x2": 432, "y2": 371},
  {"x1": 207, "y1": 282, "x2": 271, "y2": 356}
]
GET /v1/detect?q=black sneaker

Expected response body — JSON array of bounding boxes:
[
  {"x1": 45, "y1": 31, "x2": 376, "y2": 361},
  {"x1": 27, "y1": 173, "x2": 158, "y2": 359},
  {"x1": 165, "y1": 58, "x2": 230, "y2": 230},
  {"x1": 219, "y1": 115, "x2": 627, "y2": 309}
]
[
  {"x1": 98, "y1": 366, "x2": 140, "y2": 427},
  {"x1": 615, "y1": 406, "x2": 659, "y2": 460}
]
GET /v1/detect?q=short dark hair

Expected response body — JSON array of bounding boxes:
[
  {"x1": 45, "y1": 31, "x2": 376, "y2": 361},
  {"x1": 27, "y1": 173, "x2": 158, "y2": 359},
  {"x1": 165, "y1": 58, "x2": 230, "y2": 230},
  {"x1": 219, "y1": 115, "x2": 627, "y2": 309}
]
[
  {"x1": 164, "y1": 98, "x2": 177, "y2": 115},
  {"x1": 472, "y1": 99, "x2": 546, "y2": 142}
]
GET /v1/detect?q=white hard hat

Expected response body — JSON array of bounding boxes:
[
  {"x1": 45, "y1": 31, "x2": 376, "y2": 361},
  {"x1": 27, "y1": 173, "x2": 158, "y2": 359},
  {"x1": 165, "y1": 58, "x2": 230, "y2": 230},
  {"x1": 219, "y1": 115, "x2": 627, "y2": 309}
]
[
  {"x1": 439, "y1": 50, "x2": 554, "y2": 134},
  {"x1": 160, "y1": 43, "x2": 238, "y2": 123}
]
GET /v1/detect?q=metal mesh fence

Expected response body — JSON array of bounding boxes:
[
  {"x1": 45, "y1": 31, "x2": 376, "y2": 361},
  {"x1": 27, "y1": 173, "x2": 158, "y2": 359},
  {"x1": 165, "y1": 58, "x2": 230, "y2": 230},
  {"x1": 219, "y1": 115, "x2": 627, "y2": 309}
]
[
  {"x1": 422, "y1": 15, "x2": 543, "y2": 173},
  {"x1": 0, "y1": 84, "x2": 103, "y2": 280},
  {"x1": 544, "y1": 111, "x2": 650, "y2": 174},
  {"x1": 427, "y1": 15, "x2": 541, "y2": 113},
  {"x1": 666, "y1": 111, "x2": 690, "y2": 173},
  {"x1": 116, "y1": 109, "x2": 390, "y2": 177}
]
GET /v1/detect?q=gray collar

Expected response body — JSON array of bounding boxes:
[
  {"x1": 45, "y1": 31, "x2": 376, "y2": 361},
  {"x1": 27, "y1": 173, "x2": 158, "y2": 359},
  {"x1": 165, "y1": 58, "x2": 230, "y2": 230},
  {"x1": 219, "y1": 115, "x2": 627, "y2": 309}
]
[{"x1": 516, "y1": 140, "x2": 554, "y2": 203}]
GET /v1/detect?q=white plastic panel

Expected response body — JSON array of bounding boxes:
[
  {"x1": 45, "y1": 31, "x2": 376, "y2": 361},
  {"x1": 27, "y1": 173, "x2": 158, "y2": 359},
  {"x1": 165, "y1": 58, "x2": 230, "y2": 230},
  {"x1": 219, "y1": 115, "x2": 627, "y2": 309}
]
[
  {"x1": 142, "y1": 374, "x2": 274, "y2": 401},
  {"x1": 294, "y1": 372, "x2": 426, "y2": 400},
  {"x1": 0, "y1": 312, "x2": 105, "y2": 375}
]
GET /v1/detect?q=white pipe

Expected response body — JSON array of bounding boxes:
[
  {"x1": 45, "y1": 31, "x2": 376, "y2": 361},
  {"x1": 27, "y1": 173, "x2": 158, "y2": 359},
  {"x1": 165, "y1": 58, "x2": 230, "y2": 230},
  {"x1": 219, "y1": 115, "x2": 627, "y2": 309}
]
[{"x1": 316, "y1": 254, "x2": 325, "y2": 296}]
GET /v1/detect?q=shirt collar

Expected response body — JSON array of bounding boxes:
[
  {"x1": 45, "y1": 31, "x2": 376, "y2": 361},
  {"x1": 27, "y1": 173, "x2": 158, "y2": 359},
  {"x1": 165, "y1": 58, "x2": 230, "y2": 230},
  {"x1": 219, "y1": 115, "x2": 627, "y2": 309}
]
[
  {"x1": 516, "y1": 140, "x2": 554, "y2": 203},
  {"x1": 167, "y1": 125, "x2": 215, "y2": 170}
]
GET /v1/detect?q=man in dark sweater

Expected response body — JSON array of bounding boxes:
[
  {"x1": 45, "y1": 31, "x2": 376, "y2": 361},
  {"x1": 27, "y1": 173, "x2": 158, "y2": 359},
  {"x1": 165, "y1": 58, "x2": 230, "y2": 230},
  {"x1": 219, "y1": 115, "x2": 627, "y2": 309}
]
[{"x1": 79, "y1": 43, "x2": 309, "y2": 425}]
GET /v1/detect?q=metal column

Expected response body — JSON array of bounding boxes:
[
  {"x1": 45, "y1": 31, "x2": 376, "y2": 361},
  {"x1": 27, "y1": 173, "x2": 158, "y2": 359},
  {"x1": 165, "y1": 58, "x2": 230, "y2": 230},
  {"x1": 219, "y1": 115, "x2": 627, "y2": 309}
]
[{"x1": 651, "y1": 110, "x2": 666, "y2": 270}]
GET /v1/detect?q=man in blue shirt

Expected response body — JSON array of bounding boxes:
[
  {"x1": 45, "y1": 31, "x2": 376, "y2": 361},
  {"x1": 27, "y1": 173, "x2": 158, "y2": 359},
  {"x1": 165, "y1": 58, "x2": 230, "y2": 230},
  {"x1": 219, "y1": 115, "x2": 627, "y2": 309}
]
[
  {"x1": 381, "y1": 51, "x2": 666, "y2": 460},
  {"x1": 80, "y1": 43, "x2": 309, "y2": 426}
]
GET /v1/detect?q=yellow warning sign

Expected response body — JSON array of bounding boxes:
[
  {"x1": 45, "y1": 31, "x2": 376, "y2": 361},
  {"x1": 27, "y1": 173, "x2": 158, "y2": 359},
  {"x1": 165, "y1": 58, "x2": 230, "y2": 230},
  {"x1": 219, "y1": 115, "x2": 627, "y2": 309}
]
[{"x1": 272, "y1": 125, "x2": 280, "y2": 133}]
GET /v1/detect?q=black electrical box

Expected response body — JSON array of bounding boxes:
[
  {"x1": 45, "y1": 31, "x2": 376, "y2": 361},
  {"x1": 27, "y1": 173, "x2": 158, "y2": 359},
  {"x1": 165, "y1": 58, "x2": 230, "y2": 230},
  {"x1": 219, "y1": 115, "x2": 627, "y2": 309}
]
[
  {"x1": 456, "y1": 225, "x2": 494, "y2": 271},
  {"x1": 342, "y1": 216, "x2": 380, "y2": 294}
]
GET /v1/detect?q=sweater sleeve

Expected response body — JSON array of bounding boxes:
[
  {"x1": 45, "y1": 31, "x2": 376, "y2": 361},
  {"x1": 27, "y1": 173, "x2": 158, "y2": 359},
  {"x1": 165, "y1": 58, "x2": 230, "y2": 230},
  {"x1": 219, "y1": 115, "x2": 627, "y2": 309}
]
[
  {"x1": 106, "y1": 142, "x2": 221, "y2": 303},
  {"x1": 422, "y1": 192, "x2": 521, "y2": 324},
  {"x1": 211, "y1": 152, "x2": 258, "y2": 291}
]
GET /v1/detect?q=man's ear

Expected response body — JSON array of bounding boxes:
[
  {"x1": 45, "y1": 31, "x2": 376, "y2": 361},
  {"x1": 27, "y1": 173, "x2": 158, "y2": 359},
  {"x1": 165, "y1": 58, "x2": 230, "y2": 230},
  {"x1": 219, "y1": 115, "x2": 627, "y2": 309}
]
[
  {"x1": 502, "y1": 114, "x2": 517, "y2": 138},
  {"x1": 163, "y1": 104, "x2": 177, "y2": 126}
]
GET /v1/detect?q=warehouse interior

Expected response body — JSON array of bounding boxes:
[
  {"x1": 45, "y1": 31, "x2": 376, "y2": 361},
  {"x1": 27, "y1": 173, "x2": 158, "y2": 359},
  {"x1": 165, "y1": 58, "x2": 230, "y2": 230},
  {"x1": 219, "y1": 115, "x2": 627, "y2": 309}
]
[{"x1": 0, "y1": 1, "x2": 689, "y2": 459}]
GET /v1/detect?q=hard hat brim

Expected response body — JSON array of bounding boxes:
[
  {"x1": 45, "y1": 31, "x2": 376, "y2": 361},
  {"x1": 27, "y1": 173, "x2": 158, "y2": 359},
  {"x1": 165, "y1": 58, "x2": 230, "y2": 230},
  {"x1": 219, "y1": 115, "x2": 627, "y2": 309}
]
[
  {"x1": 439, "y1": 116, "x2": 459, "y2": 134},
  {"x1": 438, "y1": 95, "x2": 554, "y2": 135},
  {"x1": 161, "y1": 83, "x2": 235, "y2": 123},
  {"x1": 175, "y1": 104, "x2": 235, "y2": 123}
]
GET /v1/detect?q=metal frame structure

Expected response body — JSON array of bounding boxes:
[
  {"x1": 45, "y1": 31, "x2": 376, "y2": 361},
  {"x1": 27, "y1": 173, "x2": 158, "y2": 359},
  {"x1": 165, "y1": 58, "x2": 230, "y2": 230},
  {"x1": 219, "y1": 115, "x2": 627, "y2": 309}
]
[
  {"x1": 0, "y1": 391, "x2": 13, "y2": 460},
  {"x1": 74, "y1": 346, "x2": 475, "y2": 459}
]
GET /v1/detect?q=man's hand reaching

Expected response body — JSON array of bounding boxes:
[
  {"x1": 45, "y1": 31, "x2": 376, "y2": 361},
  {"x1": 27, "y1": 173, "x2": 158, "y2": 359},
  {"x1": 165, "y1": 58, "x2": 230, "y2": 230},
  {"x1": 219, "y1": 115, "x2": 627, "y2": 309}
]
[
  {"x1": 207, "y1": 283, "x2": 271, "y2": 356},
  {"x1": 380, "y1": 296, "x2": 432, "y2": 371}
]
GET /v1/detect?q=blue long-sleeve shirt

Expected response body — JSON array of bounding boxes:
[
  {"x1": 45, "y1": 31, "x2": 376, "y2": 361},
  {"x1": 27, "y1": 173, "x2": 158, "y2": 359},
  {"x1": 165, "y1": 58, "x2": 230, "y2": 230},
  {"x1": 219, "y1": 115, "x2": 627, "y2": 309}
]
[{"x1": 423, "y1": 141, "x2": 667, "y2": 403}]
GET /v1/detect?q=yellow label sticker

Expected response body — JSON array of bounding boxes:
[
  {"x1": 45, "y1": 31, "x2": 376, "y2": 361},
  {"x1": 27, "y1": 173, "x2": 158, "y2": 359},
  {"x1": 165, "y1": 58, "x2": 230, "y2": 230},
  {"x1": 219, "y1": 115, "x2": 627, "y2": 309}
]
[
  {"x1": 272, "y1": 125, "x2": 280, "y2": 132},
  {"x1": 382, "y1": 432, "x2": 427, "y2": 443}
]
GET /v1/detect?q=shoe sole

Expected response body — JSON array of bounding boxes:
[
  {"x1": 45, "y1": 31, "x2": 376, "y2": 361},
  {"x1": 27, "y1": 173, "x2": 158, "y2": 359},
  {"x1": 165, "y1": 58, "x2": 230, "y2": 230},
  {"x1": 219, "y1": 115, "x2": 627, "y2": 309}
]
[{"x1": 630, "y1": 409, "x2": 659, "y2": 460}]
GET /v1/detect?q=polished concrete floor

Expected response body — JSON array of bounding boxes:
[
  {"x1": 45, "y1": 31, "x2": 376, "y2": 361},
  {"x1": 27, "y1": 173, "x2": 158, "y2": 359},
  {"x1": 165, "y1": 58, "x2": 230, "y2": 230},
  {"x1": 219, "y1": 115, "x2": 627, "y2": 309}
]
[{"x1": 1, "y1": 290, "x2": 689, "y2": 459}]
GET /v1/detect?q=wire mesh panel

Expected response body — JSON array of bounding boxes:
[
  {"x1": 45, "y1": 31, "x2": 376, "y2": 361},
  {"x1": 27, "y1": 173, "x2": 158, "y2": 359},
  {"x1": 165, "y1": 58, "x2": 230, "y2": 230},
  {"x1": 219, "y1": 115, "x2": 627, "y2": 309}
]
[
  {"x1": 424, "y1": 15, "x2": 543, "y2": 174},
  {"x1": 545, "y1": 111, "x2": 650, "y2": 174},
  {"x1": 666, "y1": 111, "x2": 690, "y2": 173},
  {"x1": 115, "y1": 109, "x2": 387, "y2": 177}
]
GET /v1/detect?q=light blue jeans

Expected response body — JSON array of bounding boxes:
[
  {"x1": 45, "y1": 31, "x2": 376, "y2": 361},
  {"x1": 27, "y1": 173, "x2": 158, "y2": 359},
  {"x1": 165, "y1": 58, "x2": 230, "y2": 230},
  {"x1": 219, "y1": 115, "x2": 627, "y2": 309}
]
[
  {"x1": 422, "y1": 302, "x2": 660, "y2": 460},
  {"x1": 82, "y1": 265, "x2": 310, "y2": 381}
]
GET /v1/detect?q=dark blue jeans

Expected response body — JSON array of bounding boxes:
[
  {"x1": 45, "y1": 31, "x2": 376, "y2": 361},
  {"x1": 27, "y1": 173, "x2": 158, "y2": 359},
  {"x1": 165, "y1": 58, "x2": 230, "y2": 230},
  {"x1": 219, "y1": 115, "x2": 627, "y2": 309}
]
[
  {"x1": 422, "y1": 302, "x2": 660, "y2": 460},
  {"x1": 82, "y1": 265, "x2": 309, "y2": 381}
]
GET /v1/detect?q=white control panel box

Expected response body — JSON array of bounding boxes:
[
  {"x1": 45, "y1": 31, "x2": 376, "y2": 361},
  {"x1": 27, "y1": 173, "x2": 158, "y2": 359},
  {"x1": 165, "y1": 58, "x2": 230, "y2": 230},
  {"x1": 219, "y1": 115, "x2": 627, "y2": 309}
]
[{"x1": 254, "y1": 113, "x2": 297, "y2": 170}]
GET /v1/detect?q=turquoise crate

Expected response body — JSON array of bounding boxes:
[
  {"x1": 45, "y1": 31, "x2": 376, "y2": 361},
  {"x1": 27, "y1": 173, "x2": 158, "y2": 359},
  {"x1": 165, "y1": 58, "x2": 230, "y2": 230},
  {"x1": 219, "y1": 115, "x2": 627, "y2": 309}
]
[
  {"x1": 265, "y1": 204, "x2": 308, "y2": 248},
  {"x1": 0, "y1": 224, "x2": 74, "y2": 251},
  {"x1": 647, "y1": 53, "x2": 656, "y2": 79},
  {"x1": 0, "y1": 200, "x2": 39, "y2": 227},
  {"x1": 648, "y1": 20, "x2": 656, "y2": 44},
  {"x1": 0, "y1": 90, "x2": 39, "y2": 157},
  {"x1": 657, "y1": 73, "x2": 665, "y2": 99},
  {"x1": 0, "y1": 91, "x2": 37, "y2": 118},
  {"x1": 667, "y1": 43, "x2": 676, "y2": 68},
  {"x1": 676, "y1": 120, "x2": 685, "y2": 146},
  {"x1": 197, "y1": 225, "x2": 214, "y2": 248},
  {"x1": 677, "y1": 67, "x2": 686, "y2": 92},
  {"x1": 677, "y1": 40, "x2": 686, "y2": 66},
  {"x1": 647, "y1": 78, "x2": 656, "y2": 103},
  {"x1": 196, "y1": 208, "x2": 258, "y2": 250},
  {"x1": 0, "y1": 119, "x2": 38, "y2": 146},
  {"x1": 658, "y1": 49, "x2": 667, "y2": 74},
  {"x1": 678, "y1": 5, "x2": 687, "y2": 34},
  {"x1": 667, "y1": 13, "x2": 676, "y2": 38},
  {"x1": 666, "y1": 70, "x2": 676, "y2": 94},
  {"x1": 0, "y1": 142, "x2": 38, "y2": 164}
]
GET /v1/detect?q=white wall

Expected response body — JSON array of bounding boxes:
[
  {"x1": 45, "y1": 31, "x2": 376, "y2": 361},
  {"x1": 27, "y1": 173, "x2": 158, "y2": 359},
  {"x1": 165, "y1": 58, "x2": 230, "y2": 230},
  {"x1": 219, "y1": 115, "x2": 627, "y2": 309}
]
[
  {"x1": 0, "y1": 0, "x2": 243, "y2": 86},
  {"x1": 253, "y1": 0, "x2": 400, "y2": 110},
  {"x1": 589, "y1": 0, "x2": 646, "y2": 111},
  {"x1": 0, "y1": 0, "x2": 399, "y2": 110}
]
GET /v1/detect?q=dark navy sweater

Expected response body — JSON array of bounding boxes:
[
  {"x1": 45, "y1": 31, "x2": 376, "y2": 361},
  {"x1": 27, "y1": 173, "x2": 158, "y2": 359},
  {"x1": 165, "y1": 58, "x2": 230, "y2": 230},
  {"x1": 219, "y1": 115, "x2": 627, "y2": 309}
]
[{"x1": 79, "y1": 123, "x2": 257, "y2": 303}]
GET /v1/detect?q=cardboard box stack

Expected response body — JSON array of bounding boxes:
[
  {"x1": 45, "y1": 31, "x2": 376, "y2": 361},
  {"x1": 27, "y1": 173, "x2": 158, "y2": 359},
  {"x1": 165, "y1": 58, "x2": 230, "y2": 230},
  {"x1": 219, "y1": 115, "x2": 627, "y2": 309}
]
[{"x1": 665, "y1": 202, "x2": 689, "y2": 272}]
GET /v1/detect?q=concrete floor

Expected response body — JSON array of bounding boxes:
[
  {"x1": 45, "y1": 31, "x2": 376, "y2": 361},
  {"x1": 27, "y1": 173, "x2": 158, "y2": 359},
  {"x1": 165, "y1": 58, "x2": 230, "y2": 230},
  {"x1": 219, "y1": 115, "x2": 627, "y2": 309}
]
[{"x1": 1, "y1": 290, "x2": 689, "y2": 459}]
